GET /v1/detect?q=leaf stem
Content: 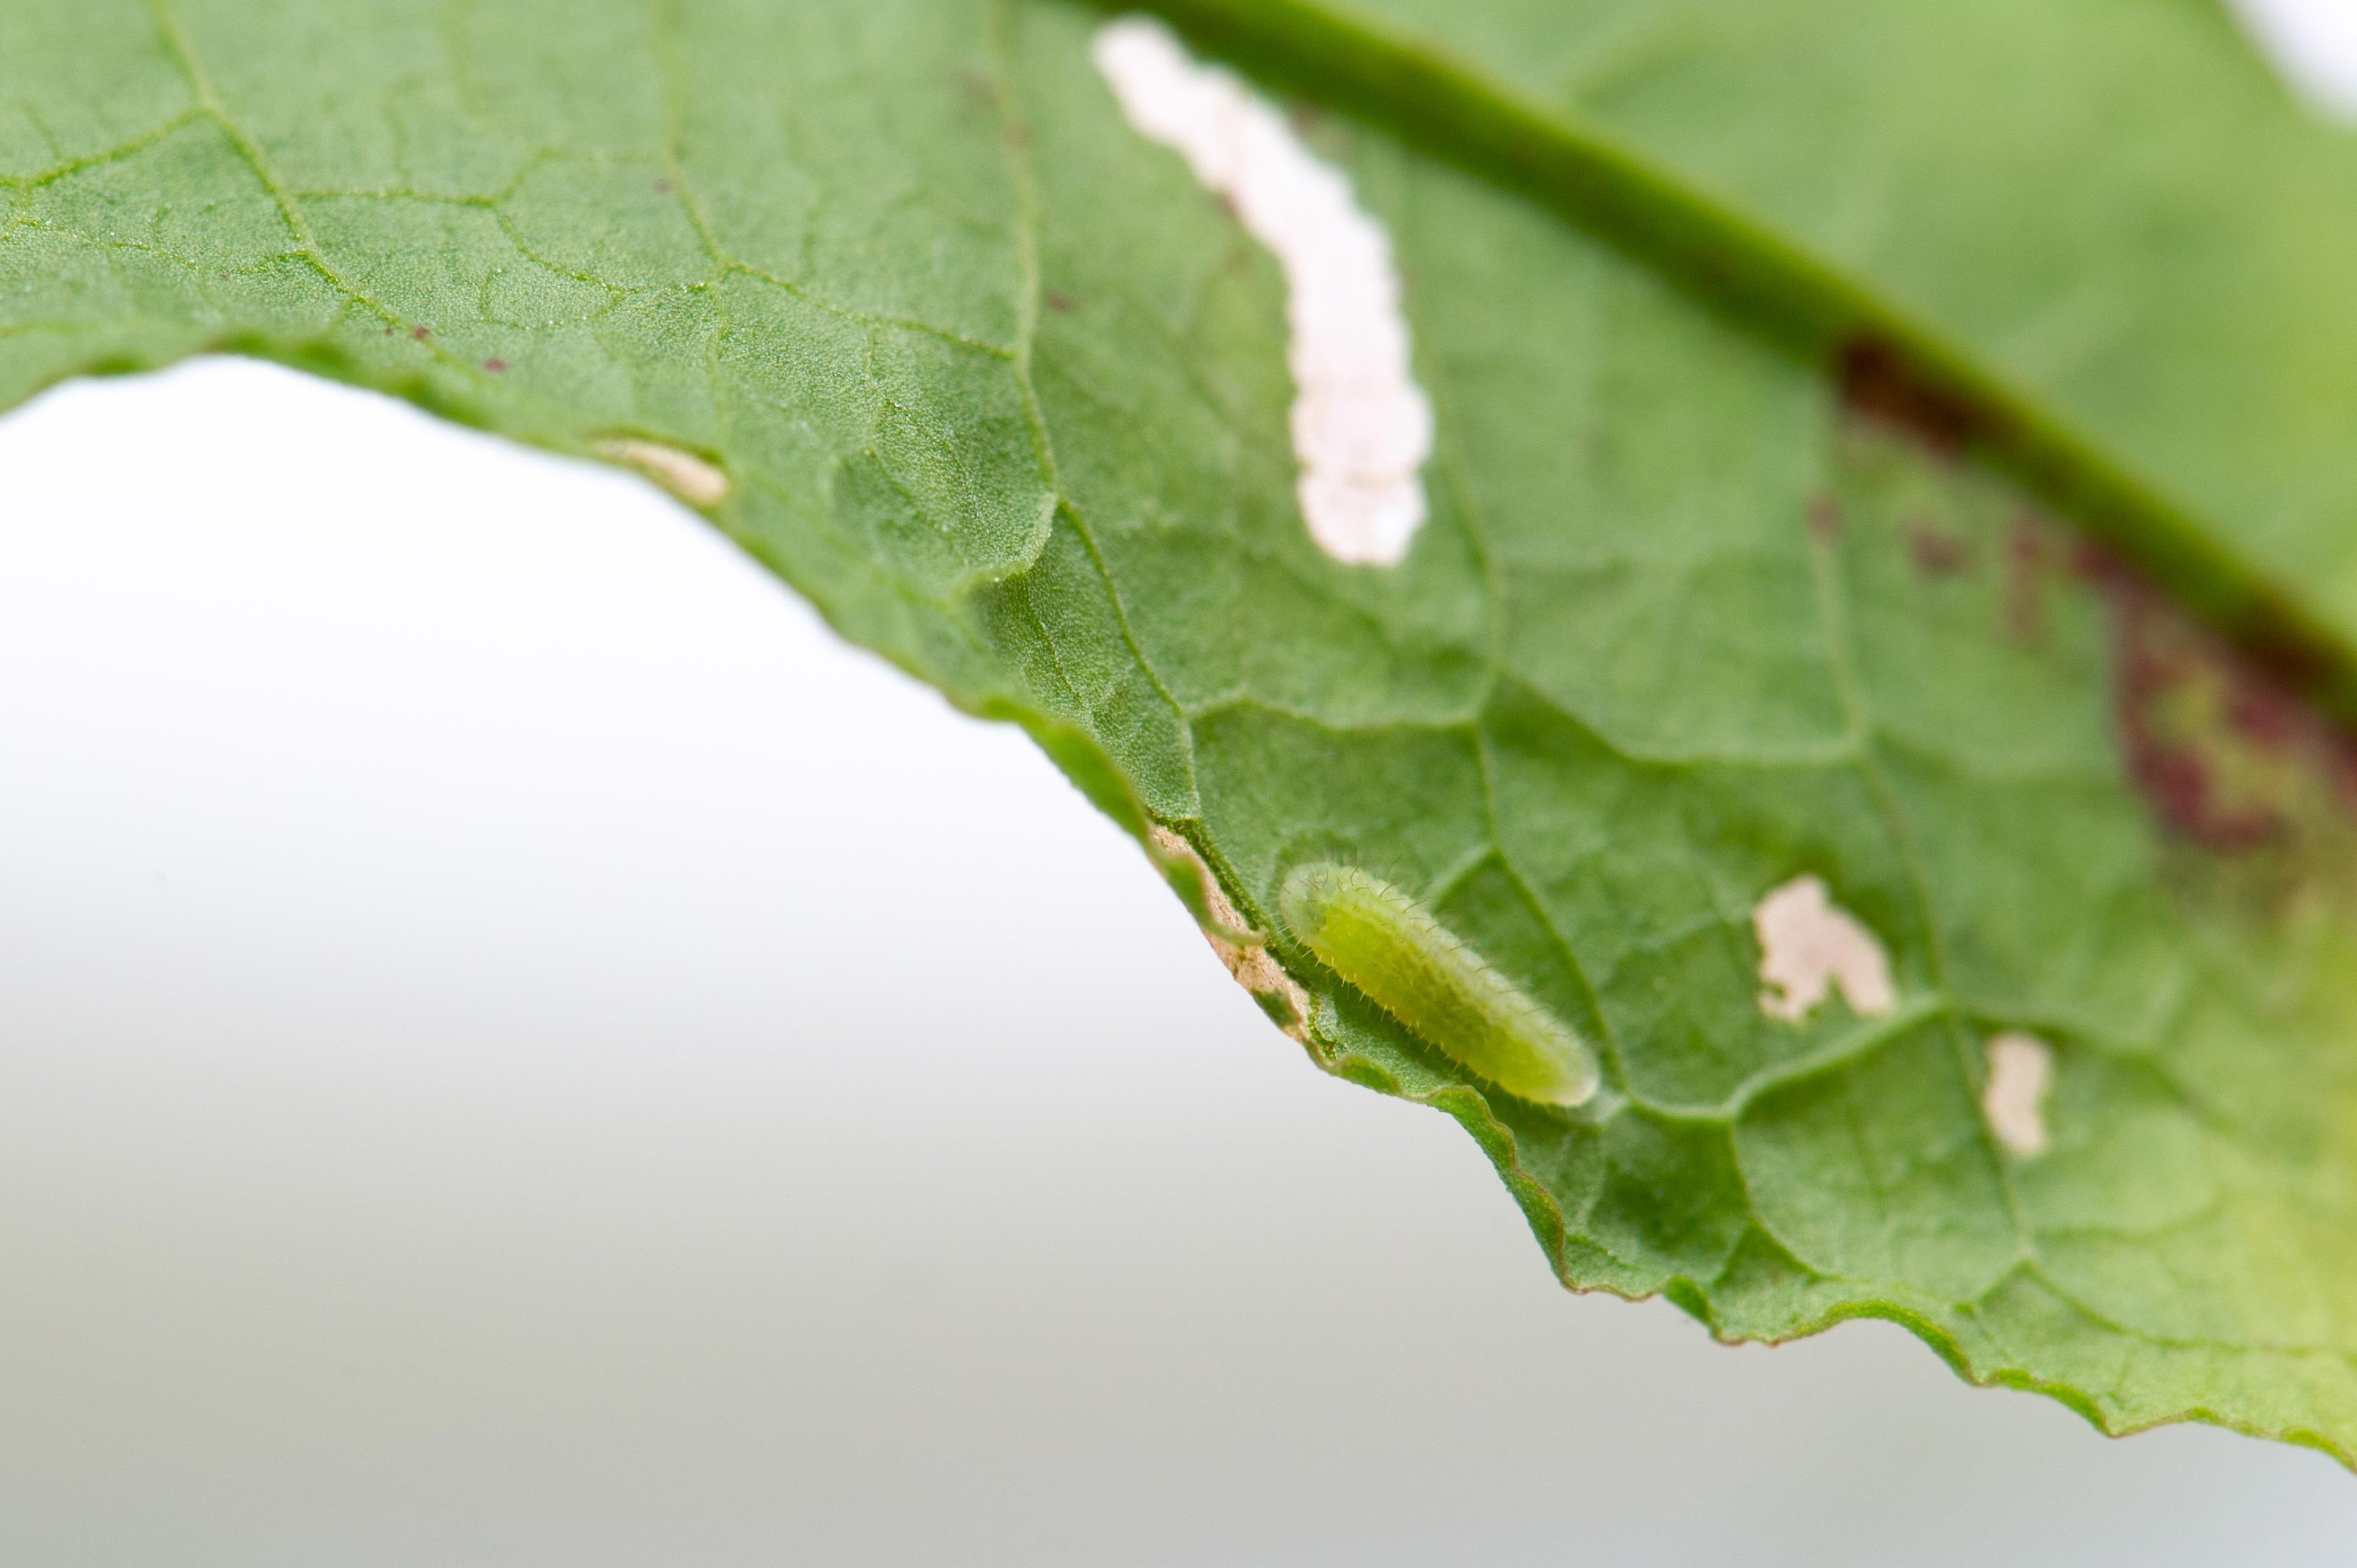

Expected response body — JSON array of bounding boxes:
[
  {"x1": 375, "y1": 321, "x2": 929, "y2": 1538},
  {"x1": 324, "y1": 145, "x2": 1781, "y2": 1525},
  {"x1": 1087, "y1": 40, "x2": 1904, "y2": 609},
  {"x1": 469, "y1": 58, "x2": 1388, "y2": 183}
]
[{"x1": 1109, "y1": 0, "x2": 2357, "y2": 717}]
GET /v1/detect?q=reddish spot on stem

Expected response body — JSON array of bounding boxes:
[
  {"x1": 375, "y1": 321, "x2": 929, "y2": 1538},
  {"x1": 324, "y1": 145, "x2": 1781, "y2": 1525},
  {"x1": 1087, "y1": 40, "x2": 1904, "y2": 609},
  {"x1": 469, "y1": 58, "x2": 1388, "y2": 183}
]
[
  {"x1": 2069, "y1": 538, "x2": 2124, "y2": 585},
  {"x1": 411, "y1": 325, "x2": 432, "y2": 341},
  {"x1": 1836, "y1": 337, "x2": 1984, "y2": 458},
  {"x1": 482, "y1": 357, "x2": 510, "y2": 373},
  {"x1": 2239, "y1": 613, "x2": 2336, "y2": 697}
]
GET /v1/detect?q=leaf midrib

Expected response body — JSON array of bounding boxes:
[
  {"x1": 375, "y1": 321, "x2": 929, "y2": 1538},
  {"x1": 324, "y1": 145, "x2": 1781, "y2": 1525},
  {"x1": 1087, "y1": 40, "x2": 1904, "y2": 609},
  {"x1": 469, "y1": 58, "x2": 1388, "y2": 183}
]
[{"x1": 1110, "y1": 0, "x2": 2357, "y2": 718}]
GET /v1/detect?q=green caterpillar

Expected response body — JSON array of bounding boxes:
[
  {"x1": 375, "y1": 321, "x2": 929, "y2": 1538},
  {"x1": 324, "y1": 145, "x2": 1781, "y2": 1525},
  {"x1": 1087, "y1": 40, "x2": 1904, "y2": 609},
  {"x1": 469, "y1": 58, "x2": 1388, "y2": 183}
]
[{"x1": 1278, "y1": 863, "x2": 1600, "y2": 1108}]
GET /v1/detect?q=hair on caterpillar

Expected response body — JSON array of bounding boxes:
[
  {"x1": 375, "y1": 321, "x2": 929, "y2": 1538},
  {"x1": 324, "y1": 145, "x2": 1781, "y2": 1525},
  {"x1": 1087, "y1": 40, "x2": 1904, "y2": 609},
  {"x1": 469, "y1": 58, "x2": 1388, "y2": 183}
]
[{"x1": 1278, "y1": 862, "x2": 1598, "y2": 1108}]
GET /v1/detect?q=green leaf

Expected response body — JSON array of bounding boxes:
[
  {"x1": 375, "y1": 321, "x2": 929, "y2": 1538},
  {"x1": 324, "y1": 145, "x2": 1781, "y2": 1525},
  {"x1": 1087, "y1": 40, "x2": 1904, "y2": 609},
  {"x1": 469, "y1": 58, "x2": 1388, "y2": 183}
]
[
  {"x1": 9, "y1": 0, "x2": 2357, "y2": 1463},
  {"x1": 1333, "y1": 0, "x2": 2357, "y2": 648}
]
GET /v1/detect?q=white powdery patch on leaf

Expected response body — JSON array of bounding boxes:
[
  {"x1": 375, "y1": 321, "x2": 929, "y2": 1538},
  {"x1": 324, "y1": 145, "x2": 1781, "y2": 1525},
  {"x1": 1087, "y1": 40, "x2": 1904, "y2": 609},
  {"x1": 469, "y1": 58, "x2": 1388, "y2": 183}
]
[
  {"x1": 1091, "y1": 16, "x2": 1434, "y2": 566},
  {"x1": 1982, "y1": 1031, "x2": 2056, "y2": 1159},
  {"x1": 1752, "y1": 875, "x2": 1897, "y2": 1023}
]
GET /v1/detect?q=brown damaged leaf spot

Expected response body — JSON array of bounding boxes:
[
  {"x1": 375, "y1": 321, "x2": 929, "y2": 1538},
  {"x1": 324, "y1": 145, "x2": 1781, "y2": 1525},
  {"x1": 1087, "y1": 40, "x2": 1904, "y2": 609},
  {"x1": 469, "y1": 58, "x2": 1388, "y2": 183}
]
[
  {"x1": 2085, "y1": 555, "x2": 2357, "y2": 853},
  {"x1": 1836, "y1": 336, "x2": 1985, "y2": 457},
  {"x1": 1907, "y1": 518, "x2": 1970, "y2": 577},
  {"x1": 955, "y1": 64, "x2": 1003, "y2": 113},
  {"x1": 1806, "y1": 493, "x2": 1842, "y2": 543},
  {"x1": 2003, "y1": 511, "x2": 2054, "y2": 643},
  {"x1": 1839, "y1": 346, "x2": 2355, "y2": 773}
]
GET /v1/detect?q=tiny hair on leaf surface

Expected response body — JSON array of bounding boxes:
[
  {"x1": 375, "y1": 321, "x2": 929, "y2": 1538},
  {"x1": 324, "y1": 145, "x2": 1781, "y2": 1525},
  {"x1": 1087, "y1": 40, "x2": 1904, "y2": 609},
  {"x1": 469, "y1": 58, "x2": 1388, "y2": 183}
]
[{"x1": 9, "y1": 0, "x2": 2357, "y2": 1466}]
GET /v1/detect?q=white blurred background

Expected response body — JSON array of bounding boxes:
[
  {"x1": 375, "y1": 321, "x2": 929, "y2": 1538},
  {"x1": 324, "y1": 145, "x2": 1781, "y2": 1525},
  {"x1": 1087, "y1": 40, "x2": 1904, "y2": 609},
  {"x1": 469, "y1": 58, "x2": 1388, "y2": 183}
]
[
  {"x1": 10, "y1": 9, "x2": 2357, "y2": 1555},
  {"x1": 4, "y1": 359, "x2": 2354, "y2": 1566}
]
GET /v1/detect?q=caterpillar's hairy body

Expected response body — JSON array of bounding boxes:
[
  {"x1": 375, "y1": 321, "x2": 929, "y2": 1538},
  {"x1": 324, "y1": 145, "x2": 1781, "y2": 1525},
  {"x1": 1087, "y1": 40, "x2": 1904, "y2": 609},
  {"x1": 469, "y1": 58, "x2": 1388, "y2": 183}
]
[{"x1": 1278, "y1": 863, "x2": 1600, "y2": 1108}]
